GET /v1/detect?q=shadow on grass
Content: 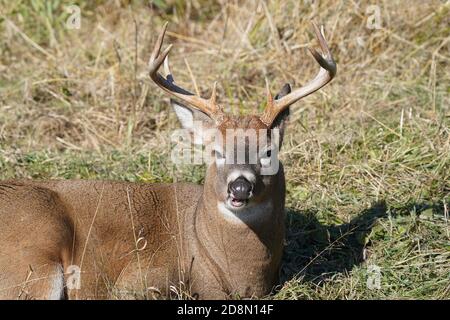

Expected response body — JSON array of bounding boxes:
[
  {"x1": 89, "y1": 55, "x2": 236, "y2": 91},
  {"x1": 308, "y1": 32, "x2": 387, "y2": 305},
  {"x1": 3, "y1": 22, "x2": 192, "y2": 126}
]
[{"x1": 280, "y1": 201, "x2": 388, "y2": 285}]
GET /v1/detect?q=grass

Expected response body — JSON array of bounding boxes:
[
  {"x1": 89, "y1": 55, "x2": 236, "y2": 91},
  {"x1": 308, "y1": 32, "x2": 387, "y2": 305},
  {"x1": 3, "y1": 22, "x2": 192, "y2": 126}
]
[{"x1": 0, "y1": 0, "x2": 449, "y2": 299}]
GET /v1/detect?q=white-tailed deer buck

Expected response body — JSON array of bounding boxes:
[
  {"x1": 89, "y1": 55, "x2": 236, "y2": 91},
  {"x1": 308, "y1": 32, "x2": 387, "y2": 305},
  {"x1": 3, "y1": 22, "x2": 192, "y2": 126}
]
[{"x1": 0, "y1": 22, "x2": 335, "y2": 299}]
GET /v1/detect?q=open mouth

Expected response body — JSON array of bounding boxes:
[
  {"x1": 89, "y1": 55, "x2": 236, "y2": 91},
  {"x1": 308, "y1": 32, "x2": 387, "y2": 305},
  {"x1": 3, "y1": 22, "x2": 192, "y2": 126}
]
[{"x1": 229, "y1": 196, "x2": 248, "y2": 208}]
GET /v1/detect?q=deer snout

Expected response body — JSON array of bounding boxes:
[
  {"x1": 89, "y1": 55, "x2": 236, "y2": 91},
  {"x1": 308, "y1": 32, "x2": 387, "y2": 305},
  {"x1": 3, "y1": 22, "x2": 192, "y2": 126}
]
[{"x1": 228, "y1": 177, "x2": 253, "y2": 200}]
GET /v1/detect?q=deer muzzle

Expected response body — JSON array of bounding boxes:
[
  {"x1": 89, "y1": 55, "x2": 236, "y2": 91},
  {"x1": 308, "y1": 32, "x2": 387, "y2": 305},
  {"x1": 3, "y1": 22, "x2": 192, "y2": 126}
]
[{"x1": 228, "y1": 177, "x2": 253, "y2": 208}]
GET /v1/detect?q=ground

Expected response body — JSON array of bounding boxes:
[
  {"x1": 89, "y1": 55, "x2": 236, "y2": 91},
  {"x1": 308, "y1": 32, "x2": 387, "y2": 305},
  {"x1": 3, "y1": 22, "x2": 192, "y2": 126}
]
[{"x1": 0, "y1": 0, "x2": 448, "y2": 299}]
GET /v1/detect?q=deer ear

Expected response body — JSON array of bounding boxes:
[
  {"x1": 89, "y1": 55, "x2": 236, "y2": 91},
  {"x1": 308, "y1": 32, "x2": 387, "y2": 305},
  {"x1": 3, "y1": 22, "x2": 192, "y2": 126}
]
[
  {"x1": 271, "y1": 84, "x2": 291, "y2": 148},
  {"x1": 171, "y1": 99, "x2": 214, "y2": 145}
]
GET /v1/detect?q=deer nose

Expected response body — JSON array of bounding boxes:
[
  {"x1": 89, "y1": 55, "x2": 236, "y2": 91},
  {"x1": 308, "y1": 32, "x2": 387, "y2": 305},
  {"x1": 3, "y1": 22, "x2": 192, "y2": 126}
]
[{"x1": 228, "y1": 177, "x2": 253, "y2": 200}]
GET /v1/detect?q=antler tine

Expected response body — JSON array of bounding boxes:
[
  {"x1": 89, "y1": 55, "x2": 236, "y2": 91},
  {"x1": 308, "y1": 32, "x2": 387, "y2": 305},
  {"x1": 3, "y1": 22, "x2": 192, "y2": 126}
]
[
  {"x1": 150, "y1": 21, "x2": 169, "y2": 63},
  {"x1": 163, "y1": 55, "x2": 171, "y2": 77},
  {"x1": 260, "y1": 21, "x2": 337, "y2": 126},
  {"x1": 308, "y1": 22, "x2": 336, "y2": 77},
  {"x1": 148, "y1": 23, "x2": 222, "y2": 120}
]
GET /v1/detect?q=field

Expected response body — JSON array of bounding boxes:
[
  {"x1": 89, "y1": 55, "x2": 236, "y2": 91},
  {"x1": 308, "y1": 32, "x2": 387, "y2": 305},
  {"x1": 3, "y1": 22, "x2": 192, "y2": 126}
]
[{"x1": 0, "y1": 0, "x2": 449, "y2": 299}]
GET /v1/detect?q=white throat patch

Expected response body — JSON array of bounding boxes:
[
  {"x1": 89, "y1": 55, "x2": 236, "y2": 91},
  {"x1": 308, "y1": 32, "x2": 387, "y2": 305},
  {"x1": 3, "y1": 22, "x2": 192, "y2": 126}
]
[{"x1": 217, "y1": 201, "x2": 273, "y2": 224}]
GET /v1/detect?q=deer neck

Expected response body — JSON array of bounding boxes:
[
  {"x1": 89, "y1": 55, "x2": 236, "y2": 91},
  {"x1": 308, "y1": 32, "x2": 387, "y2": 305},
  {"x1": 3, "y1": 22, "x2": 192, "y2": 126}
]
[{"x1": 192, "y1": 164, "x2": 285, "y2": 297}]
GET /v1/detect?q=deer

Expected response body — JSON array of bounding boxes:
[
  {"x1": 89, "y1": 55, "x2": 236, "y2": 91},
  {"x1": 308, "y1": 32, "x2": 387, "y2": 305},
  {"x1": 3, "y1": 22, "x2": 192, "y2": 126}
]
[{"x1": 0, "y1": 22, "x2": 335, "y2": 300}]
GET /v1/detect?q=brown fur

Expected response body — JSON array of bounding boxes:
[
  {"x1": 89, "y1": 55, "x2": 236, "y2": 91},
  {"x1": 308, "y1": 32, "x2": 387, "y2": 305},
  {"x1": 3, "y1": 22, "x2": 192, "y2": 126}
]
[{"x1": 0, "y1": 116, "x2": 285, "y2": 300}]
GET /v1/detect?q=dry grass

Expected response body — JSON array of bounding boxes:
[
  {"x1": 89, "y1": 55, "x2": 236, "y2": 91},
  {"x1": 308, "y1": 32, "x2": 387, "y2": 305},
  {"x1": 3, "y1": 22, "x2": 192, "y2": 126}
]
[{"x1": 0, "y1": 0, "x2": 449, "y2": 299}]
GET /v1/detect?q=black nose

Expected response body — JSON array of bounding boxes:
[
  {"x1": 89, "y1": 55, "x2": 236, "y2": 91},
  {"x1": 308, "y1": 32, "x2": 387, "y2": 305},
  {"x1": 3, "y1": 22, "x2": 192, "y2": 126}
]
[{"x1": 229, "y1": 177, "x2": 253, "y2": 200}]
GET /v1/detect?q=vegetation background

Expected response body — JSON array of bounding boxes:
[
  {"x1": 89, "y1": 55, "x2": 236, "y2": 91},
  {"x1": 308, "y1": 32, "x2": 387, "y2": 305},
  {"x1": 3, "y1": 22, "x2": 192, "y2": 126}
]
[{"x1": 0, "y1": 0, "x2": 448, "y2": 299}]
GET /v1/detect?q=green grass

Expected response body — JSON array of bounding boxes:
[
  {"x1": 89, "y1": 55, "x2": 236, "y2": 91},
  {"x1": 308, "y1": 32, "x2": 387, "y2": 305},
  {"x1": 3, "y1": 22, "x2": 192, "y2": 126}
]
[{"x1": 0, "y1": 0, "x2": 449, "y2": 299}]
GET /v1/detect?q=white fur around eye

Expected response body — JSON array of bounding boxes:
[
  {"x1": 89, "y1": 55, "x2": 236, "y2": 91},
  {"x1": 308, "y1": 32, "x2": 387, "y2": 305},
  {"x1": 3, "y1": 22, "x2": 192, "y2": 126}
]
[
  {"x1": 216, "y1": 158, "x2": 225, "y2": 166},
  {"x1": 260, "y1": 157, "x2": 271, "y2": 167}
]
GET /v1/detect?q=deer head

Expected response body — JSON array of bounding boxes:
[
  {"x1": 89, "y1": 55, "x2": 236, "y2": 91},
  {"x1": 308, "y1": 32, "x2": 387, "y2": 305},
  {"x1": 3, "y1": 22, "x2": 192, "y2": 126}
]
[{"x1": 148, "y1": 22, "x2": 336, "y2": 214}]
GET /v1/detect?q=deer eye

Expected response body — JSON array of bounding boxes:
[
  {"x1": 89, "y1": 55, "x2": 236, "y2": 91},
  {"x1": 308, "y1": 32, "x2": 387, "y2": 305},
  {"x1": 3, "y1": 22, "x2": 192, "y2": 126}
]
[
  {"x1": 214, "y1": 150, "x2": 225, "y2": 159},
  {"x1": 260, "y1": 148, "x2": 273, "y2": 159}
]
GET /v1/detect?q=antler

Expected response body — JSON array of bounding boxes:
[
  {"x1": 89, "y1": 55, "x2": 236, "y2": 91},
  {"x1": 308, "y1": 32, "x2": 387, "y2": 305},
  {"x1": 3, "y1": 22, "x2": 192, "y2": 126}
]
[
  {"x1": 148, "y1": 22, "x2": 223, "y2": 120},
  {"x1": 260, "y1": 22, "x2": 337, "y2": 126}
]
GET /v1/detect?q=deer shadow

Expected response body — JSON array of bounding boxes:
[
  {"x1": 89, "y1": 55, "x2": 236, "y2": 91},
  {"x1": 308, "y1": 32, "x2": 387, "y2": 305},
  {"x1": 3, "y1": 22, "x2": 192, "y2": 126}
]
[
  {"x1": 280, "y1": 201, "x2": 388, "y2": 284},
  {"x1": 280, "y1": 200, "x2": 447, "y2": 285}
]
